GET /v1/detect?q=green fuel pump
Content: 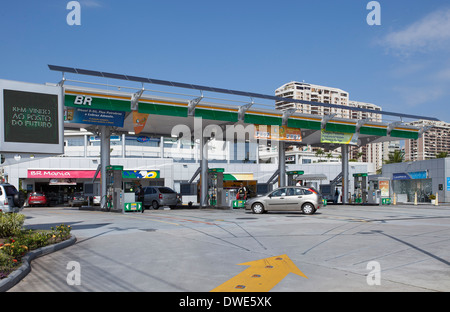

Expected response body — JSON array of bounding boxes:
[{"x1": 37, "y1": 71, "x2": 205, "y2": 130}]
[{"x1": 106, "y1": 165, "x2": 124, "y2": 212}]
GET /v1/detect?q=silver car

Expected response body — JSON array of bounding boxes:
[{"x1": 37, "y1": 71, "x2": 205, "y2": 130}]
[
  {"x1": 138, "y1": 186, "x2": 178, "y2": 210},
  {"x1": 0, "y1": 184, "x2": 23, "y2": 213},
  {"x1": 245, "y1": 186, "x2": 322, "y2": 215}
]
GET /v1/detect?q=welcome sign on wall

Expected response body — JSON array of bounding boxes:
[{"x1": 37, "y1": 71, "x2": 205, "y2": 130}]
[{"x1": 0, "y1": 80, "x2": 64, "y2": 154}]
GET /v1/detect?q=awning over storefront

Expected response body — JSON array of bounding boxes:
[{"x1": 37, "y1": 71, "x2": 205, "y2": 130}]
[
  {"x1": 223, "y1": 173, "x2": 254, "y2": 181},
  {"x1": 296, "y1": 173, "x2": 328, "y2": 181}
]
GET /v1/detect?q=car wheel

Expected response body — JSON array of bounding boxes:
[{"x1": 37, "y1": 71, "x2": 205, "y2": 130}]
[
  {"x1": 302, "y1": 203, "x2": 316, "y2": 215},
  {"x1": 152, "y1": 201, "x2": 160, "y2": 210},
  {"x1": 252, "y1": 202, "x2": 265, "y2": 214}
]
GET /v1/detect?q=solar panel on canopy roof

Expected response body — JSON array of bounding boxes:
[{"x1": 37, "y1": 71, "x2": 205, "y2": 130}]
[{"x1": 48, "y1": 64, "x2": 440, "y2": 122}]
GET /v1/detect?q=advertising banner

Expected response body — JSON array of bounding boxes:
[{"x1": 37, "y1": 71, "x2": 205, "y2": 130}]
[
  {"x1": 393, "y1": 171, "x2": 427, "y2": 180},
  {"x1": 379, "y1": 180, "x2": 390, "y2": 197},
  {"x1": 49, "y1": 179, "x2": 77, "y2": 185},
  {"x1": 320, "y1": 129, "x2": 358, "y2": 145},
  {"x1": 254, "y1": 125, "x2": 302, "y2": 142},
  {"x1": 65, "y1": 107, "x2": 125, "y2": 127},
  {"x1": 132, "y1": 111, "x2": 149, "y2": 135},
  {"x1": 122, "y1": 170, "x2": 160, "y2": 179}
]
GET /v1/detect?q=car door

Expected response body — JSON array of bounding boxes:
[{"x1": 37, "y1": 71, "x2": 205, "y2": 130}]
[
  {"x1": 265, "y1": 188, "x2": 287, "y2": 211},
  {"x1": 149, "y1": 187, "x2": 158, "y2": 204},
  {"x1": 284, "y1": 187, "x2": 300, "y2": 211},
  {"x1": 143, "y1": 187, "x2": 153, "y2": 206},
  {"x1": 293, "y1": 187, "x2": 306, "y2": 210}
]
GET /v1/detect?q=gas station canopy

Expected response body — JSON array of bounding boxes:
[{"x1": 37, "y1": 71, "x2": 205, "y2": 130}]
[
  {"x1": 51, "y1": 64, "x2": 438, "y2": 144},
  {"x1": 47, "y1": 64, "x2": 438, "y2": 207},
  {"x1": 62, "y1": 84, "x2": 425, "y2": 145}
]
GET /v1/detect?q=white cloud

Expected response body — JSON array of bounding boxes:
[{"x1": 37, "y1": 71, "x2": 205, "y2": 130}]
[
  {"x1": 435, "y1": 67, "x2": 450, "y2": 80},
  {"x1": 389, "y1": 62, "x2": 428, "y2": 78},
  {"x1": 380, "y1": 8, "x2": 450, "y2": 55},
  {"x1": 392, "y1": 85, "x2": 445, "y2": 107},
  {"x1": 79, "y1": 0, "x2": 103, "y2": 8}
]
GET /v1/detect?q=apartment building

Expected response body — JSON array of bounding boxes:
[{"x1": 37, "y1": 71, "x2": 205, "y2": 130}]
[
  {"x1": 275, "y1": 81, "x2": 384, "y2": 170},
  {"x1": 405, "y1": 120, "x2": 450, "y2": 161},
  {"x1": 348, "y1": 101, "x2": 382, "y2": 123},
  {"x1": 348, "y1": 101, "x2": 383, "y2": 170},
  {"x1": 382, "y1": 140, "x2": 401, "y2": 162},
  {"x1": 275, "y1": 81, "x2": 350, "y2": 118}
]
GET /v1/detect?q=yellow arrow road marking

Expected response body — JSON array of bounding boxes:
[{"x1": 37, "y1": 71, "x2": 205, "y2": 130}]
[{"x1": 211, "y1": 254, "x2": 307, "y2": 292}]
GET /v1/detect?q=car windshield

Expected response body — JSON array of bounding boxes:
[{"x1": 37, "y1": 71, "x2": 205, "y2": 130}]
[
  {"x1": 4, "y1": 185, "x2": 18, "y2": 196},
  {"x1": 30, "y1": 192, "x2": 44, "y2": 196},
  {"x1": 158, "y1": 187, "x2": 175, "y2": 194}
]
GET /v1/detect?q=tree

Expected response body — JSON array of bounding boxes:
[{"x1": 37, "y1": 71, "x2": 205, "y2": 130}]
[
  {"x1": 384, "y1": 150, "x2": 404, "y2": 164},
  {"x1": 315, "y1": 148, "x2": 325, "y2": 162},
  {"x1": 326, "y1": 153, "x2": 333, "y2": 161},
  {"x1": 356, "y1": 152, "x2": 364, "y2": 161},
  {"x1": 436, "y1": 152, "x2": 448, "y2": 158}
]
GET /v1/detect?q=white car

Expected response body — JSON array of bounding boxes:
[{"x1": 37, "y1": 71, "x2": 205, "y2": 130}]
[
  {"x1": 93, "y1": 195, "x2": 101, "y2": 205},
  {"x1": 0, "y1": 184, "x2": 23, "y2": 213}
]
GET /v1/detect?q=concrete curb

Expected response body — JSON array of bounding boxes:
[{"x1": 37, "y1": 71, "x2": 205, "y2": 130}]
[{"x1": 0, "y1": 235, "x2": 77, "y2": 292}]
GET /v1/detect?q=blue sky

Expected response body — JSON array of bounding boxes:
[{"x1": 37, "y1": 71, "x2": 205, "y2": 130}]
[{"x1": 1, "y1": 0, "x2": 450, "y2": 122}]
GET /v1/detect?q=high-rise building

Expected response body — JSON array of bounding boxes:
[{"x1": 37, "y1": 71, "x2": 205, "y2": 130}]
[
  {"x1": 275, "y1": 81, "x2": 350, "y2": 118},
  {"x1": 275, "y1": 81, "x2": 384, "y2": 170},
  {"x1": 348, "y1": 101, "x2": 382, "y2": 123},
  {"x1": 382, "y1": 140, "x2": 401, "y2": 162},
  {"x1": 348, "y1": 101, "x2": 383, "y2": 170},
  {"x1": 405, "y1": 120, "x2": 450, "y2": 161}
]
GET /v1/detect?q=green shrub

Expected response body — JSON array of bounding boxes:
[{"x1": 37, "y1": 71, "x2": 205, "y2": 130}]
[
  {"x1": 0, "y1": 238, "x2": 28, "y2": 260},
  {"x1": 0, "y1": 250, "x2": 14, "y2": 268},
  {"x1": 0, "y1": 222, "x2": 72, "y2": 280},
  {"x1": 0, "y1": 248, "x2": 17, "y2": 279},
  {"x1": 0, "y1": 213, "x2": 25, "y2": 238},
  {"x1": 50, "y1": 224, "x2": 72, "y2": 242},
  {"x1": 18, "y1": 230, "x2": 52, "y2": 250}
]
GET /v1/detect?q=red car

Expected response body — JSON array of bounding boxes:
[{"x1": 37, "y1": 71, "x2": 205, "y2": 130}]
[{"x1": 28, "y1": 192, "x2": 48, "y2": 207}]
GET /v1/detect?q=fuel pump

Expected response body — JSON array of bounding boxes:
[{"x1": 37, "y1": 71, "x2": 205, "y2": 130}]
[
  {"x1": 208, "y1": 168, "x2": 224, "y2": 207},
  {"x1": 106, "y1": 165, "x2": 124, "y2": 212},
  {"x1": 368, "y1": 179, "x2": 381, "y2": 204},
  {"x1": 353, "y1": 173, "x2": 368, "y2": 204},
  {"x1": 123, "y1": 182, "x2": 142, "y2": 212}
]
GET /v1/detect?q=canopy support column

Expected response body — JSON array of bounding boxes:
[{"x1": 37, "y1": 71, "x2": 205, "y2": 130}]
[
  {"x1": 278, "y1": 141, "x2": 286, "y2": 187},
  {"x1": 200, "y1": 134, "x2": 209, "y2": 208},
  {"x1": 100, "y1": 126, "x2": 111, "y2": 210},
  {"x1": 341, "y1": 144, "x2": 349, "y2": 204}
]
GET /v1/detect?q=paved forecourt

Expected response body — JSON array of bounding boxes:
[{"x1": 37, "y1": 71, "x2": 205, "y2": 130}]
[{"x1": 8, "y1": 204, "x2": 450, "y2": 292}]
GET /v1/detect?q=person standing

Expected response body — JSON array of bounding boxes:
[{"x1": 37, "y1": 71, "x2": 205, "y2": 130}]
[{"x1": 237, "y1": 183, "x2": 248, "y2": 200}]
